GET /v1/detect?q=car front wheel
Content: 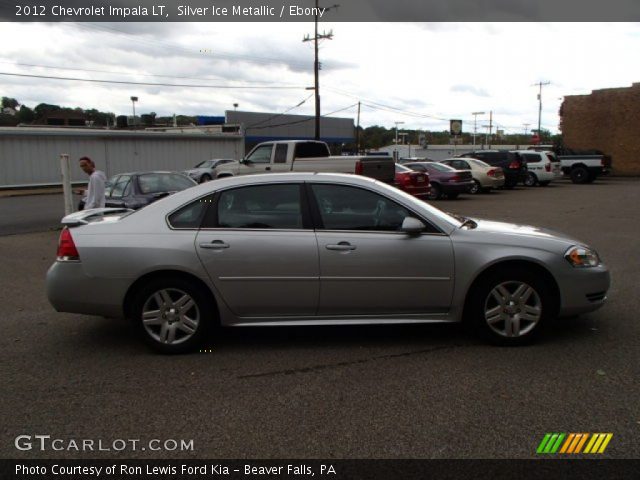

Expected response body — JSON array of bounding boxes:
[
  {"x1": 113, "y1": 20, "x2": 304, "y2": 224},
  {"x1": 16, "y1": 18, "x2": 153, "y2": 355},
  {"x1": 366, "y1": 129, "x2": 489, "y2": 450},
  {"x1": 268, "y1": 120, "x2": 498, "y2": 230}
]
[
  {"x1": 132, "y1": 277, "x2": 214, "y2": 354},
  {"x1": 200, "y1": 174, "x2": 212, "y2": 183},
  {"x1": 468, "y1": 268, "x2": 551, "y2": 345}
]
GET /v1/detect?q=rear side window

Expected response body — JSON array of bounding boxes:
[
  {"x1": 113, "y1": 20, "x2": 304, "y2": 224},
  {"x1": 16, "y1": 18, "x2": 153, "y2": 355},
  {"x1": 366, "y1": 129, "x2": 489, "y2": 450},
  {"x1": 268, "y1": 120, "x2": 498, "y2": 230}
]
[
  {"x1": 168, "y1": 195, "x2": 215, "y2": 229},
  {"x1": 110, "y1": 175, "x2": 131, "y2": 198},
  {"x1": 138, "y1": 173, "x2": 195, "y2": 194},
  {"x1": 274, "y1": 144, "x2": 288, "y2": 164},
  {"x1": 215, "y1": 184, "x2": 303, "y2": 229},
  {"x1": 522, "y1": 153, "x2": 541, "y2": 164}
]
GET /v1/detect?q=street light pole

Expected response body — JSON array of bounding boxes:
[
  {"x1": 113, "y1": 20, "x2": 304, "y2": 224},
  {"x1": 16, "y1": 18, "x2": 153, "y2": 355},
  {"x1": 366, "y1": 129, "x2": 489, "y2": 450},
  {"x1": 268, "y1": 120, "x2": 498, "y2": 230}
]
[
  {"x1": 471, "y1": 111, "x2": 485, "y2": 146},
  {"x1": 394, "y1": 121, "x2": 404, "y2": 161},
  {"x1": 130, "y1": 96, "x2": 138, "y2": 129}
]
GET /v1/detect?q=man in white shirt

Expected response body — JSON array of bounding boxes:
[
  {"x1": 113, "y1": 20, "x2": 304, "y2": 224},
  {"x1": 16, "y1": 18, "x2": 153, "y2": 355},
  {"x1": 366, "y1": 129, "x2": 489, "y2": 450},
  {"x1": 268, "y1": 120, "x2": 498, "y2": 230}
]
[{"x1": 77, "y1": 156, "x2": 107, "y2": 210}]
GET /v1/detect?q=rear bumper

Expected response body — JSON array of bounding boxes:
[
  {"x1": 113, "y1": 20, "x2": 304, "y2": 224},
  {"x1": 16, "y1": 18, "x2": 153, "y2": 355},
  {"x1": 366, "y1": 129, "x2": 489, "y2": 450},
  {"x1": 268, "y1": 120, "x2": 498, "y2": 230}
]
[
  {"x1": 481, "y1": 177, "x2": 505, "y2": 188},
  {"x1": 46, "y1": 261, "x2": 128, "y2": 318}
]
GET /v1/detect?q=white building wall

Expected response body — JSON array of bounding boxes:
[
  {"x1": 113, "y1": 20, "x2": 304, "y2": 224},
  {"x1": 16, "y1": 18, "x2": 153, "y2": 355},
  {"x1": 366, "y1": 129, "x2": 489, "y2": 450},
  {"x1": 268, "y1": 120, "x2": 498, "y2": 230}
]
[{"x1": 0, "y1": 128, "x2": 244, "y2": 187}]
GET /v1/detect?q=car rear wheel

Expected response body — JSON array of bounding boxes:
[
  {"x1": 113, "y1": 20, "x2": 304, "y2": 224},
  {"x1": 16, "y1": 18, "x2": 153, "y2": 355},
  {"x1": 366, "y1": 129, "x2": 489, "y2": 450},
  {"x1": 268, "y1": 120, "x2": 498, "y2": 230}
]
[
  {"x1": 468, "y1": 268, "x2": 551, "y2": 345},
  {"x1": 132, "y1": 277, "x2": 214, "y2": 354},
  {"x1": 524, "y1": 172, "x2": 538, "y2": 187},
  {"x1": 570, "y1": 166, "x2": 589, "y2": 184},
  {"x1": 427, "y1": 183, "x2": 442, "y2": 200},
  {"x1": 469, "y1": 179, "x2": 481, "y2": 194},
  {"x1": 200, "y1": 174, "x2": 212, "y2": 183}
]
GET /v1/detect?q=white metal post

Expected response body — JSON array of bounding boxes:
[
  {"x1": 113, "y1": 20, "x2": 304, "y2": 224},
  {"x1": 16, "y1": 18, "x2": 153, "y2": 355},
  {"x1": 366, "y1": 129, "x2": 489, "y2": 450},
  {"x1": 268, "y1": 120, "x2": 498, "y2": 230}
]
[{"x1": 60, "y1": 154, "x2": 73, "y2": 215}]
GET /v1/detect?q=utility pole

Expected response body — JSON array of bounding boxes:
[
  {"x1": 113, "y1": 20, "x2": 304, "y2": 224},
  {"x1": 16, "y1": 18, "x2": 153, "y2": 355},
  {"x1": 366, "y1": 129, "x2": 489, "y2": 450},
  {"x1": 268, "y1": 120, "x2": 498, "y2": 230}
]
[
  {"x1": 355, "y1": 101, "x2": 361, "y2": 153},
  {"x1": 303, "y1": 1, "x2": 337, "y2": 140},
  {"x1": 523, "y1": 123, "x2": 530, "y2": 136},
  {"x1": 533, "y1": 81, "x2": 550, "y2": 141},
  {"x1": 471, "y1": 111, "x2": 485, "y2": 146},
  {"x1": 488, "y1": 110, "x2": 493, "y2": 148}
]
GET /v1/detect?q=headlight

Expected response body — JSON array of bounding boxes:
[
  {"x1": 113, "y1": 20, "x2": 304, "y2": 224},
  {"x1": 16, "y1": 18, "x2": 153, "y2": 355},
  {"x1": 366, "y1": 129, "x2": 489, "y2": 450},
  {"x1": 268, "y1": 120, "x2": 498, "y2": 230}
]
[{"x1": 564, "y1": 246, "x2": 600, "y2": 268}]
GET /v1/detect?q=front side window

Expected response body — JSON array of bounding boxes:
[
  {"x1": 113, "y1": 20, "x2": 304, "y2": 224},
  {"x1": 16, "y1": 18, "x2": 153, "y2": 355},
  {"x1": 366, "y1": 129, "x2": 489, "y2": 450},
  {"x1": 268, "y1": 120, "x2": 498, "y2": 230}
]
[
  {"x1": 311, "y1": 184, "x2": 412, "y2": 232},
  {"x1": 215, "y1": 184, "x2": 303, "y2": 229},
  {"x1": 245, "y1": 144, "x2": 273, "y2": 164}
]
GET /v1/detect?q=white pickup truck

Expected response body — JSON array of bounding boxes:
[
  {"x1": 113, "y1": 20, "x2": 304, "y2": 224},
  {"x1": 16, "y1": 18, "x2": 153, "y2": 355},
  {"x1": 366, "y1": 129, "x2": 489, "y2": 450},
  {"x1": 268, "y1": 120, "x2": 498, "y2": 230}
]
[
  {"x1": 527, "y1": 146, "x2": 611, "y2": 184},
  {"x1": 211, "y1": 140, "x2": 395, "y2": 183}
]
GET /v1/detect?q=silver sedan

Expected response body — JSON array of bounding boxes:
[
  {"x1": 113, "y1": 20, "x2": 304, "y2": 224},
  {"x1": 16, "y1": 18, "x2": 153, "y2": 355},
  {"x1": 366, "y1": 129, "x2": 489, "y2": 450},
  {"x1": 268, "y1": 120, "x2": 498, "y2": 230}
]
[{"x1": 47, "y1": 173, "x2": 610, "y2": 353}]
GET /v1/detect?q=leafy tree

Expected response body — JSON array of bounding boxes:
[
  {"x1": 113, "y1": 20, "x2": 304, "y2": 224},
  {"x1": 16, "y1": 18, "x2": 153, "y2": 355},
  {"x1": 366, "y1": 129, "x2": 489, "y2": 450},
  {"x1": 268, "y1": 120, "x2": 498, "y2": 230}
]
[
  {"x1": 17, "y1": 105, "x2": 35, "y2": 123},
  {"x1": 1, "y1": 97, "x2": 19, "y2": 109}
]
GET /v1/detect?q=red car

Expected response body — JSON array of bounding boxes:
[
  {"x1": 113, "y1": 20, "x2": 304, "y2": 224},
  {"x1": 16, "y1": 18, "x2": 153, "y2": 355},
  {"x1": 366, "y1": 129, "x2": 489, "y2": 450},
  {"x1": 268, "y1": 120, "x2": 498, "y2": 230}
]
[
  {"x1": 403, "y1": 162, "x2": 474, "y2": 200},
  {"x1": 394, "y1": 164, "x2": 430, "y2": 199}
]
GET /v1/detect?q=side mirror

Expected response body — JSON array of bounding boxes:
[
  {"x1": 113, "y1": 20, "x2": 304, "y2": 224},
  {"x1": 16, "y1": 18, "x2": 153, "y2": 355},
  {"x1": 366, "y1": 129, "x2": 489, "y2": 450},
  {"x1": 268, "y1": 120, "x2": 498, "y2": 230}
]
[
  {"x1": 241, "y1": 158, "x2": 252, "y2": 165},
  {"x1": 401, "y1": 217, "x2": 425, "y2": 234}
]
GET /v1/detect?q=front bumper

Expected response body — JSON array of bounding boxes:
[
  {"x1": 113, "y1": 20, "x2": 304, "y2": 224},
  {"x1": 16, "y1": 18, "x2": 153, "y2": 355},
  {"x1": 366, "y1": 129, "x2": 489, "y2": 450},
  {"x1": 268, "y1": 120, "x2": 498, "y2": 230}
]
[{"x1": 557, "y1": 264, "x2": 611, "y2": 317}]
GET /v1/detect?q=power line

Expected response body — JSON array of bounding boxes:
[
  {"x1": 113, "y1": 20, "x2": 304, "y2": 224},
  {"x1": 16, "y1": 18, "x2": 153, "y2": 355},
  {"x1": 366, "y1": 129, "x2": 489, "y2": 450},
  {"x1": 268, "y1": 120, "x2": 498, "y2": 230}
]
[
  {"x1": 0, "y1": 72, "x2": 304, "y2": 89},
  {"x1": 245, "y1": 94, "x2": 314, "y2": 129},
  {"x1": 247, "y1": 102, "x2": 358, "y2": 130}
]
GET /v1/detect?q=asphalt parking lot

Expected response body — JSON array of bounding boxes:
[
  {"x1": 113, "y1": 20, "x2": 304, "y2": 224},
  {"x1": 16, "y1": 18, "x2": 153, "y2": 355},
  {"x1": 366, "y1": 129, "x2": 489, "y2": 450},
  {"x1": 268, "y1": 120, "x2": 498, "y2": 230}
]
[{"x1": 1, "y1": 178, "x2": 639, "y2": 459}]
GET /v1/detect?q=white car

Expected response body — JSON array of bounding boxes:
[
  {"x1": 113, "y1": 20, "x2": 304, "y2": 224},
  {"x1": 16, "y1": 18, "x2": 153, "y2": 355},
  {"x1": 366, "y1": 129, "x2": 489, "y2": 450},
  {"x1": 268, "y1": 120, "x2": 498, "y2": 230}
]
[
  {"x1": 516, "y1": 151, "x2": 561, "y2": 186},
  {"x1": 439, "y1": 157, "x2": 505, "y2": 194}
]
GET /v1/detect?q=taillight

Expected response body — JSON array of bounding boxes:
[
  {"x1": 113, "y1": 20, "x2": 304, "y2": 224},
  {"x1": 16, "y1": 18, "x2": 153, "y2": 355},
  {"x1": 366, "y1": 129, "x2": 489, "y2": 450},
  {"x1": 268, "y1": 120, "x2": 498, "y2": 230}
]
[
  {"x1": 451, "y1": 175, "x2": 460, "y2": 182},
  {"x1": 487, "y1": 169, "x2": 497, "y2": 177},
  {"x1": 545, "y1": 163, "x2": 551, "y2": 172},
  {"x1": 508, "y1": 161, "x2": 521, "y2": 169},
  {"x1": 355, "y1": 160, "x2": 363, "y2": 175},
  {"x1": 57, "y1": 227, "x2": 80, "y2": 261},
  {"x1": 601, "y1": 158, "x2": 605, "y2": 167}
]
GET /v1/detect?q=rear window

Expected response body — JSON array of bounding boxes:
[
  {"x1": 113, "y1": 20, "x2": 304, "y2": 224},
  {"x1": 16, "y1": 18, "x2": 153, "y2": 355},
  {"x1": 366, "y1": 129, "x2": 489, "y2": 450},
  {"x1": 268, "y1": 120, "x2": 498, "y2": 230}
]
[
  {"x1": 521, "y1": 153, "x2": 542, "y2": 164},
  {"x1": 294, "y1": 142, "x2": 330, "y2": 158},
  {"x1": 426, "y1": 162, "x2": 455, "y2": 172},
  {"x1": 395, "y1": 164, "x2": 412, "y2": 173},
  {"x1": 138, "y1": 173, "x2": 196, "y2": 194},
  {"x1": 469, "y1": 159, "x2": 490, "y2": 168}
]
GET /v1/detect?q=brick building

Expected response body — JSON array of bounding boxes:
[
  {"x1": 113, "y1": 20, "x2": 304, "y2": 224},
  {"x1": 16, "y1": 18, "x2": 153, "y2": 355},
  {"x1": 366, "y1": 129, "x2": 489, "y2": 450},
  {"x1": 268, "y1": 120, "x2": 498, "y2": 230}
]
[{"x1": 560, "y1": 82, "x2": 640, "y2": 175}]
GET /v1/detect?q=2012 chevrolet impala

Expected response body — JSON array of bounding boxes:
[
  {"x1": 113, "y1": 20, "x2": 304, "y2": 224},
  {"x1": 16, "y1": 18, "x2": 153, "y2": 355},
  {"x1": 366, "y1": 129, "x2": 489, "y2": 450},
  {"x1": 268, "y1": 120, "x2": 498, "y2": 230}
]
[{"x1": 47, "y1": 173, "x2": 610, "y2": 353}]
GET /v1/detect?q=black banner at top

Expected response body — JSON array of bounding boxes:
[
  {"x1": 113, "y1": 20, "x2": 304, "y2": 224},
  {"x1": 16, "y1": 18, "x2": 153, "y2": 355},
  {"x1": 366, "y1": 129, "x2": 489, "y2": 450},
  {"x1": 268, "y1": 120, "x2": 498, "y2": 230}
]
[{"x1": 2, "y1": 0, "x2": 640, "y2": 22}]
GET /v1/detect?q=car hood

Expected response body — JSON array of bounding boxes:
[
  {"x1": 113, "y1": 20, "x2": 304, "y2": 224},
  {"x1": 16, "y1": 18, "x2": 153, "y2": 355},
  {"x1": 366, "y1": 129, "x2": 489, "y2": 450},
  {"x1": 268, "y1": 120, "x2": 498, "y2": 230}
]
[{"x1": 464, "y1": 218, "x2": 585, "y2": 247}]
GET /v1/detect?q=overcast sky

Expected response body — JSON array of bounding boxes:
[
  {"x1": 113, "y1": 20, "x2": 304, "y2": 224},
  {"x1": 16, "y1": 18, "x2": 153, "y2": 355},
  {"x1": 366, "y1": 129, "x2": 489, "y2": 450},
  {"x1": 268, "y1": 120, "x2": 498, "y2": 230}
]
[{"x1": 1, "y1": 22, "x2": 640, "y2": 134}]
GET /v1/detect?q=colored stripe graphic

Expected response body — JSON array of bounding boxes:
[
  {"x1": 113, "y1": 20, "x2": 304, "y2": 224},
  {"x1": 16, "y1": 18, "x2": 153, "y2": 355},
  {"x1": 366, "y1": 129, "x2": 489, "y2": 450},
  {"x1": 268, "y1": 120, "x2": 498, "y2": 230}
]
[{"x1": 538, "y1": 433, "x2": 613, "y2": 454}]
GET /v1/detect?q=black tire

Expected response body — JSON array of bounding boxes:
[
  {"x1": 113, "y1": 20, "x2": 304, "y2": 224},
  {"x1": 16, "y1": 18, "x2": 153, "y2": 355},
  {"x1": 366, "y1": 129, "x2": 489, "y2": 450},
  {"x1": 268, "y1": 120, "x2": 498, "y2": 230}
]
[
  {"x1": 524, "y1": 172, "x2": 538, "y2": 187},
  {"x1": 199, "y1": 174, "x2": 212, "y2": 183},
  {"x1": 428, "y1": 183, "x2": 442, "y2": 200},
  {"x1": 131, "y1": 277, "x2": 215, "y2": 354},
  {"x1": 570, "y1": 166, "x2": 589, "y2": 184},
  {"x1": 469, "y1": 179, "x2": 481, "y2": 194},
  {"x1": 539, "y1": 181, "x2": 550, "y2": 186},
  {"x1": 466, "y1": 268, "x2": 552, "y2": 346},
  {"x1": 447, "y1": 193, "x2": 459, "y2": 200}
]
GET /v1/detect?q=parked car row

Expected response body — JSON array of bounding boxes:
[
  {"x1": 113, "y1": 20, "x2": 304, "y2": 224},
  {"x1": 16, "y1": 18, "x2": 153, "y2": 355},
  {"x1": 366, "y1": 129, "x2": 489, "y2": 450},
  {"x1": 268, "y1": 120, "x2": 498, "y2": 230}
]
[{"x1": 394, "y1": 149, "x2": 567, "y2": 201}]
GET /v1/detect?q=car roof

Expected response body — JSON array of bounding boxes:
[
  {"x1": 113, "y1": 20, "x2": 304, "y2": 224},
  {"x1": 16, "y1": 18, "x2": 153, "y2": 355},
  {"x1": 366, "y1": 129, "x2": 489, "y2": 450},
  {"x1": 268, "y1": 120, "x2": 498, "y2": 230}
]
[{"x1": 111, "y1": 171, "x2": 189, "y2": 176}]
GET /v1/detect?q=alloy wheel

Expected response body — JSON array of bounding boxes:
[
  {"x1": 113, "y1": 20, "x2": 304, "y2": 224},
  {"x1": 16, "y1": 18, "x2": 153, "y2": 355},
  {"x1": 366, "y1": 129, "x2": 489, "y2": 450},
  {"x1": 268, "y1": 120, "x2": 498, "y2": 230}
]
[
  {"x1": 142, "y1": 288, "x2": 200, "y2": 345},
  {"x1": 483, "y1": 281, "x2": 542, "y2": 337}
]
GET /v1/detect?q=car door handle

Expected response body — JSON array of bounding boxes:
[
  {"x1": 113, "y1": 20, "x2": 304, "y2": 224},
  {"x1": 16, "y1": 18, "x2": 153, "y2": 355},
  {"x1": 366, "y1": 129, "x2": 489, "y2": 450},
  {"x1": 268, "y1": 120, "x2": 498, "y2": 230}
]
[
  {"x1": 326, "y1": 242, "x2": 356, "y2": 251},
  {"x1": 199, "y1": 240, "x2": 229, "y2": 249}
]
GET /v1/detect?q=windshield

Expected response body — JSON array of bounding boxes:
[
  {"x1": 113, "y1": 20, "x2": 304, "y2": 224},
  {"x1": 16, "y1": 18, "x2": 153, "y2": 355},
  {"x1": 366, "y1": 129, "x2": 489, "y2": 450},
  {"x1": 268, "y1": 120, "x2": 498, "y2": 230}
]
[
  {"x1": 195, "y1": 160, "x2": 214, "y2": 168},
  {"x1": 138, "y1": 173, "x2": 196, "y2": 194}
]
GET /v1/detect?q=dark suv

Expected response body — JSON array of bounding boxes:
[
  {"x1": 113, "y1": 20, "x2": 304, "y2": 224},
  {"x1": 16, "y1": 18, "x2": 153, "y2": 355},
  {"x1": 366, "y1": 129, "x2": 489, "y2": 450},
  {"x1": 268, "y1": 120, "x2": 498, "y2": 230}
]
[{"x1": 459, "y1": 150, "x2": 527, "y2": 188}]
